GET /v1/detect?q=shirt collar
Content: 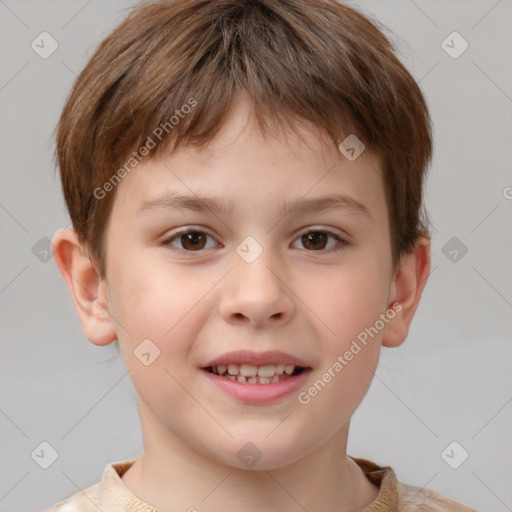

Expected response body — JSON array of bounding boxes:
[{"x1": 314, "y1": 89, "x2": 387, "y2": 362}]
[{"x1": 99, "y1": 456, "x2": 399, "y2": 511}]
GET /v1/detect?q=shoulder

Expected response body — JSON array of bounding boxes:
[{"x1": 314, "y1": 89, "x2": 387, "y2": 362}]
[
  {"x1": 43, "y1": 460, "x2": 137, "y2": 512},
  {"x1": 43, "y1": 481, "x2": 102, "y2": 512},
  {"x1": 397, "y1": 481, "x2": 479, "y2": 511}
]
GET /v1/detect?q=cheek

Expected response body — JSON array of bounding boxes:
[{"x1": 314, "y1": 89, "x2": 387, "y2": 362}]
[
  {"x1": 306, "y1": 262, "x2": 388, "y2": 393},
  {"x1": 309, "y1": 259, "x2": 391, "y2": 345},
  {"x1": 309, "y1": 254, "x2": 390, "y2": 410},
  {"x1": 108, "y1": 257, "x2": 212, "y2": 412},
  {"x1": 108, "y1": 252, "x2": 211, "y2": 350}
]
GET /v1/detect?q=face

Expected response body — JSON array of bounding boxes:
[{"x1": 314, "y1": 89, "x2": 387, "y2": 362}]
[{"x1": 101, "y1": 98, "x2": 396, "y2": 470}]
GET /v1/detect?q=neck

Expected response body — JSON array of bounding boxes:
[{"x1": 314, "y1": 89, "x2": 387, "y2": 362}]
[{"x1": 122, "y1": 411, "x2": 379, "y2": 512}]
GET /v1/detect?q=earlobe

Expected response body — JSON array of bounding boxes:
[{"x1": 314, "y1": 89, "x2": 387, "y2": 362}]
[
  {"x1": 382, "y1": 236, "x2": 431, "y2": 348},
  {"x1": 51, "y1": 228, "x2": 117, "y2": 346}
]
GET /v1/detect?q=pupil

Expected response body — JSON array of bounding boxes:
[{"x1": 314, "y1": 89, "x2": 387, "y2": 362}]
[
  {"x1": 303, "y1": 232, "x2": 326, "y2": 250},
  {"x1": 182, "y1": 232, "x2": 206, "y2": 250}
]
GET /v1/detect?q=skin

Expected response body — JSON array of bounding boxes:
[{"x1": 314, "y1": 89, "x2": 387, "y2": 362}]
[{"x1": 53, "y1": 95, "x2": 430, "y2": 511}]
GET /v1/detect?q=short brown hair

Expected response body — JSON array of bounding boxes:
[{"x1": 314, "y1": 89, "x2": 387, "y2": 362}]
[{"x1": 54, "y1": 0, "x2": 432, "y2": 278}]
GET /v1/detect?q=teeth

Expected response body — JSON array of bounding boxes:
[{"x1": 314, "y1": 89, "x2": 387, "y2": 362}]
[
  {"x1": 239, "y1": 364, "x2": 258, "y2": 377},
  {"x1": 257, "y1": 364, "x2": 276, "y2": 378},
  {"x1": 284, "y1": 364, "x2": 295, "y2": 375},
  {"x1": 227, "y1": 364, "x2": 239, "y2": 376},
  {"x1": 209, "y1": 363, "x2": 303, "y2": 384},
  {"x1": 214, "y1": 363, "x2": 296, "y2": 377}
]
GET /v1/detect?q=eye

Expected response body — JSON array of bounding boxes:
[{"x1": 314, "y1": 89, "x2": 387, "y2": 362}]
[
  {"x1": 161, "y1": 228, "x2": 218, "y2": 251},
  {"x1": 161, "y1": 227, "x2": 349, "y2": 253},
  {"x1": 292, "y1": 229, "x2": 348, "y2": 252}
]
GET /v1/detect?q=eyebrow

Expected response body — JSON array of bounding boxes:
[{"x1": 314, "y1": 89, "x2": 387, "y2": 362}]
[{"x1": 137, "y1": 192, "x2": 371, "y2": 219}]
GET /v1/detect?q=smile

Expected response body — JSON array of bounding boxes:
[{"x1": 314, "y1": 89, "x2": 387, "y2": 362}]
[{"x1": 205, "y1": 363, "x2": 305, "y2": 384}]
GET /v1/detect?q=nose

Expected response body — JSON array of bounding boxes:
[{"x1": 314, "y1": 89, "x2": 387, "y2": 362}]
[{"x1": 218, "y1": 250, "x2": 295, "y2": 328}]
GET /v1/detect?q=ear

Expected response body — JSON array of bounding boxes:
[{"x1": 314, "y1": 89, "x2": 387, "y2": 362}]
[
  {"x1": 51, "y1": 228, "x2": 117, "y2": 346},
  {"x1": 382, "y1": 235, "x2": 431, "y2": 348}
]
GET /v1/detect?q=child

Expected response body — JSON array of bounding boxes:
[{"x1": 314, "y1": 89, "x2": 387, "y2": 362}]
[{"x1": 47, "y1": 0, "x2": 477, "y2": 510}]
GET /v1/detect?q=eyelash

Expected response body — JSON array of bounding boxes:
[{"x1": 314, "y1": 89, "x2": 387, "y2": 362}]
[{"x1": 160, "y1": 227, "x2": 349, "y2": 254}]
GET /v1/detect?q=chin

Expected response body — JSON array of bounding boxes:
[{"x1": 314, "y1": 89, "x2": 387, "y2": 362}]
[{"x1": 211, "y1": 438, "x2": 312, "y2": 472}]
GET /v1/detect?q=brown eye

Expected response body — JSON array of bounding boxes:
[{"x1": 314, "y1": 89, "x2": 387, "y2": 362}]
[
  {"x1": 162, "y1": 229, "x2": 217, "y2": 251},
  {"x1": 301, "y1": 232, "x2": 328, "y2": 250},
  {"x1": 180, "y1": 232, "x2": 207, "y2": 250},
  {"x1": 293, "y1": 230, "x2": 348, "y2": 252}
]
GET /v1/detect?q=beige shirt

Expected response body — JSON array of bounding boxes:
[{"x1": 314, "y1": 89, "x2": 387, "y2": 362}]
[{"x1": 45, "y1": 456, "x2": 478, "y2": 511}]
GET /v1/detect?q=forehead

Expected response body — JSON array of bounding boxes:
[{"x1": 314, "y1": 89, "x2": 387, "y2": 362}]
[{"x1": 109, "y1": 99, "x2": 387, "y2": 225}]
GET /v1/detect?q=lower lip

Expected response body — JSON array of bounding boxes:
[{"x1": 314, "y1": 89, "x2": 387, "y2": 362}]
[{"x1": 201, "y1": 369, "x2": 311, "y2": 404}]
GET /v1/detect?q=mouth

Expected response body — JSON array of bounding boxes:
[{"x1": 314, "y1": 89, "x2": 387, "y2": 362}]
[
  {"x1": 203, "y1": 363, "x2": 306, "y2": 385},
  {"x1": 200, "y1": 350, "x2": 312, "y2": 402}
]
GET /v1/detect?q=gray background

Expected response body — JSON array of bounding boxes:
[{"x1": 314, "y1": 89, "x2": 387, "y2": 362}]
[{"x1": 1, "y1": 0, "x2": 511, "y2": 510}]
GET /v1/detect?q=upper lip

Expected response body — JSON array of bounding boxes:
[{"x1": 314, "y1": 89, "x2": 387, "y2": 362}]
[{"x1": 202, "y1": 350, "x2": 311, "y2": 368}]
